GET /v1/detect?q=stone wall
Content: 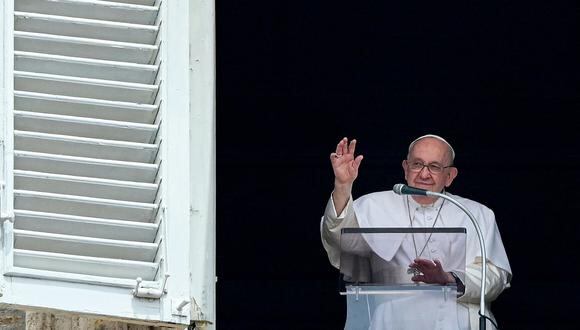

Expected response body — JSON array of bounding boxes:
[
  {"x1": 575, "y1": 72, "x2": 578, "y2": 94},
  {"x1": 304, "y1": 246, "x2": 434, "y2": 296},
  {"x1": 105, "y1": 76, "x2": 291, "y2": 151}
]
[{"x1": 0, "y1": 310, "x2": 192, "y2": 330}]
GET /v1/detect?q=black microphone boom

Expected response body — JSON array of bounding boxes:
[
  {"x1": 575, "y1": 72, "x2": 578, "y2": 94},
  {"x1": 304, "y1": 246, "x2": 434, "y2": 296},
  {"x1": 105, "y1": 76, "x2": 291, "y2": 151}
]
[{"x1": 393, "y1": 184, "x2": 429, "y2": 196}]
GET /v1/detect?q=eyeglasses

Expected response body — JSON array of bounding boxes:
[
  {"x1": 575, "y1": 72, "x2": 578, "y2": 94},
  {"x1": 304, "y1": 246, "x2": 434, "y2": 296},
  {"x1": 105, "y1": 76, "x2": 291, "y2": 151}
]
[{"x1": 405, "y1": 160, "x2": 453, "y2": 174}]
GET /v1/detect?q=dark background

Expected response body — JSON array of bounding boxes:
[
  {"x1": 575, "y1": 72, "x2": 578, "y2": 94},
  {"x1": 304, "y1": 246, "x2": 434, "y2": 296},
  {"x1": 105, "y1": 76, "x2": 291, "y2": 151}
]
[{"x1": 216, "y1": 1, "x2": 579, "y2": 329}]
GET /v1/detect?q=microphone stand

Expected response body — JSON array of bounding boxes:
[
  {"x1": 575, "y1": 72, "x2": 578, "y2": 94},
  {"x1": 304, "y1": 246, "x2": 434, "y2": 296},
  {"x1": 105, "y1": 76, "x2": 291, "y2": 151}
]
[{"x1": 422, "y1": 191, "x2": 488, "y2": 330}]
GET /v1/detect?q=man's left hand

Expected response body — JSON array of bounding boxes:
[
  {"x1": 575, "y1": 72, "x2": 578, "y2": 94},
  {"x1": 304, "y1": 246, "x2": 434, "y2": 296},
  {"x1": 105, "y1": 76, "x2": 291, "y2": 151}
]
[{"x1": 409, "y1": 258, "x2": 455, "y2": 285}]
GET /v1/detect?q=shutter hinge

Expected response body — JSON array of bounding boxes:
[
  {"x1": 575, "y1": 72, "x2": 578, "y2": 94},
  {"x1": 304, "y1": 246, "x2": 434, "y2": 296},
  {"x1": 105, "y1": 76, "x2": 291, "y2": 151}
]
[{"x1": 132, "y1": 273, "x2": 170, "y2": 299}]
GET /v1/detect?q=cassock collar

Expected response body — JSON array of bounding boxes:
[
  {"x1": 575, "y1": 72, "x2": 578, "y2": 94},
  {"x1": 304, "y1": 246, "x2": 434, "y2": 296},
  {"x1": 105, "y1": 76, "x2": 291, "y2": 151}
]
[{"x1": 407, "y1": 192, "x2": 446, "y2": 211}]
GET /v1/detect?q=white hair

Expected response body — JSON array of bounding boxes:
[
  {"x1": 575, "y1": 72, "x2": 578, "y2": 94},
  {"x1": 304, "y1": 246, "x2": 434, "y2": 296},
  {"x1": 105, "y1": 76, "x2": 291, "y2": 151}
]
[{"x1": 407, "y1": 134, "x2": 455, "y2": 162}]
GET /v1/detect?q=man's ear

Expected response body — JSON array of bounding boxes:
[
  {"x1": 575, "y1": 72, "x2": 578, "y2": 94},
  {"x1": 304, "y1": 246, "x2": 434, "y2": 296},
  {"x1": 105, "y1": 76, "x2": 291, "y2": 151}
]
[
  {"x1": 445, "y1": 167, "x2": 458, "y2": 187},
  {"x1": 402, "y1": 160, "x2": 408, "y2": 181}
]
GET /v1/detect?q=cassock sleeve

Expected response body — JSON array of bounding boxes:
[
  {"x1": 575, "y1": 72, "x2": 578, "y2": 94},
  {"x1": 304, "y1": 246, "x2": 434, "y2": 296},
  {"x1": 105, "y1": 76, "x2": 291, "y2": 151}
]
[
  {"x1": 459, "y1": 259, "x2": 511, "y2": 304},
  {"x1": 460, "y1": 199, "x2": 512, "y2": 303},
  {"x1": 320, "y1": 194, "x2": 356, "y2": 269}
]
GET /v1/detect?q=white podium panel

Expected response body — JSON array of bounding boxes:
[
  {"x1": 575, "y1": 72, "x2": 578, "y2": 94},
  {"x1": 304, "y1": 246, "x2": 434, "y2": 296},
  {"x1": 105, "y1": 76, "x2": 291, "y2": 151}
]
[{"x1": 339, "y1": 228, "x2": 467, "y2": 330}]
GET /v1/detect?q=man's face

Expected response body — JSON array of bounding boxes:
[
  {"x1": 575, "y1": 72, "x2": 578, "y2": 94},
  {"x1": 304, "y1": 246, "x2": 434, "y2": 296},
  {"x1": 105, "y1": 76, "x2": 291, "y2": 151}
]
[{"x1": 402, "y1": 138, "x2": 458, "y2": 193}]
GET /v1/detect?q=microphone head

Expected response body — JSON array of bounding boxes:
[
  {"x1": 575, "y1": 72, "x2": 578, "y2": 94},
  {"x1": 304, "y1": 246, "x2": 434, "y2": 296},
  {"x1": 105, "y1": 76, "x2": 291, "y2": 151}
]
[{"x1": 393, "y1": 184, "x2": 406, "y2": 195}]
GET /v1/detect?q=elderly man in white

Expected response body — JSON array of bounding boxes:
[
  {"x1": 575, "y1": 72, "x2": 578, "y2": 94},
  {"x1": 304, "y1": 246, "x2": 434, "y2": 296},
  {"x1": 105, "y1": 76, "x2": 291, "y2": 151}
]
[{"x1": 321, "y1": 135, "x2": 512, "y2": 330}]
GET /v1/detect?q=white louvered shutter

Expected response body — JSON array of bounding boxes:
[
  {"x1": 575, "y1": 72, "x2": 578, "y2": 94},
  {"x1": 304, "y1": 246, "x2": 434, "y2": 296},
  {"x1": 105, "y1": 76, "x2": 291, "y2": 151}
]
[
  {"x1": 11, "y1": 0, "x2": 162, "y2": 286},
  {"x1": 0, "y1": 0, "x2": 215, "y2": 327}
]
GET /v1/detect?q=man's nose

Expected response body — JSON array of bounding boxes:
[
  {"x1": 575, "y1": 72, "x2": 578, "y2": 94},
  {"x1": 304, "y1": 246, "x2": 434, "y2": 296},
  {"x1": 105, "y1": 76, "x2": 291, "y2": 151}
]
[{"x1": 418, "y1": 166, "x2": 431, "y2": 178}]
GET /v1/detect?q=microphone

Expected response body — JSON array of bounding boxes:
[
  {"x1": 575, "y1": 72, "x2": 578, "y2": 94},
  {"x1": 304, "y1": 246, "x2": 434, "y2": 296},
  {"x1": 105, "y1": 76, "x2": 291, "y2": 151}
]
[
  {"x1": 393, "y1": 184, "x2": 430, "y2": 196},
  {"x1": 393, "y1": 183, "x2": 489, "y2": 330}
]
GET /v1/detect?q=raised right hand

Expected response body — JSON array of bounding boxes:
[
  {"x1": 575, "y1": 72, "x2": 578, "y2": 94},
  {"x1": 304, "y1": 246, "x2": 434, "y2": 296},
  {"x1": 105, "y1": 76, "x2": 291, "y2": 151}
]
[{"x1": 330, "y1": 137, "x2": 364, "y2": 186}]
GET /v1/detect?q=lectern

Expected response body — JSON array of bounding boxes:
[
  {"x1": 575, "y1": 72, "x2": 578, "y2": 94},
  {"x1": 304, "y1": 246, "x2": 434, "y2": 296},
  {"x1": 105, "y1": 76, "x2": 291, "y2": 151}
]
[{"x1": 339, "y1": 228, "x2": 467, "y2": 330}]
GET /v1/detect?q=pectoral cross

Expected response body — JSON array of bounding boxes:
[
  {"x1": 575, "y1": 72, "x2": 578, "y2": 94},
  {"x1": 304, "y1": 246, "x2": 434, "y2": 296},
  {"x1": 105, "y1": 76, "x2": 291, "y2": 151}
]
[{"x1": 407, "y1": 267, "x2": 421, "y2": 276}]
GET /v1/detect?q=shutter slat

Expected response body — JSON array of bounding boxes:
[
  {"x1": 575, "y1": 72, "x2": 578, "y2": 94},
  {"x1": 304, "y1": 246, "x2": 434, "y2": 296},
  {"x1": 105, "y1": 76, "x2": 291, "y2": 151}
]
[
  {"x1": 107, "y1": 0, "x2": 156, "y2": 6},
  {"x1": 14, "y1": 210, "x2": 158, "y2": 242},
  {"x1": 15, "y1": 31, "x2": 159, "y2": 64},
  {"x1": 14, "y1": 111, "x2": 159, "y2": 143},
  {"x1": 16, "y1": 0, "x2": 159, "y2": 25},
  {"x1": 14, "y1": 170, "x2": 158, "y2": 203},
  {"x1": 15, "y1": 130, "x2": 158, "y2": 163},
  {"x1": 15, "y1": 91, "x2": 158, "y2": 124},
  {"x1": 15, "y1": 151, "x2": 158, "y2": 183},
  {"x1": 15, "y1": 229, "x2": 158, "y2": 262},
  {"x1": 14, "y1": 190, "x2": 158, "y2": 222},
  {"x1": 15, "y1": 12, "x2": 159, "y2": 44},
  {"x1": 14, "y1": 71, "x2": 159, "y2": 104},
  {"x1": 15, "y1": 51, "x2": 159, "y2": 84},
  {"x1": 13, "y1": 250, "x2": 158, "y2": 280}
]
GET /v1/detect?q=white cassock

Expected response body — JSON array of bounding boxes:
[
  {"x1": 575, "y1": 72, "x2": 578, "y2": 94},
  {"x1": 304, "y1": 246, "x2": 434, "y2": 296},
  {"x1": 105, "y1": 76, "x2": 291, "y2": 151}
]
[{"x1": 321, "y1": 190, "x2": 512, "y2": 330}]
